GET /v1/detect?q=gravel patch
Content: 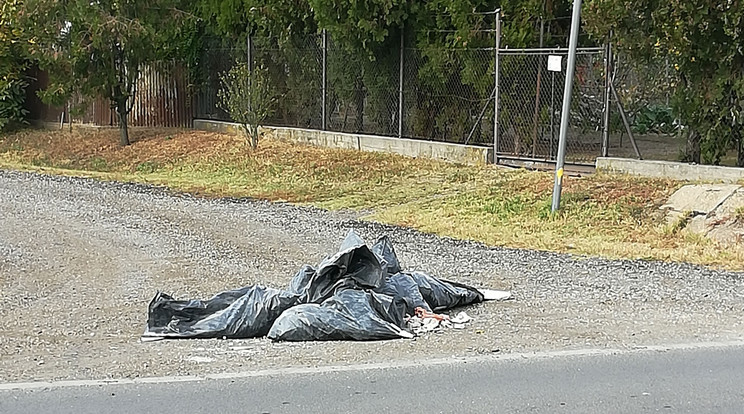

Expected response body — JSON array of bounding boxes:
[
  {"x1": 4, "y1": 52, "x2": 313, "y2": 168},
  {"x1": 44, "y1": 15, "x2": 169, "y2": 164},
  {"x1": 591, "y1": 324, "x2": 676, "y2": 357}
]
[{"x1": 1, "y1": 169, "x2": 743, "y2": 382}]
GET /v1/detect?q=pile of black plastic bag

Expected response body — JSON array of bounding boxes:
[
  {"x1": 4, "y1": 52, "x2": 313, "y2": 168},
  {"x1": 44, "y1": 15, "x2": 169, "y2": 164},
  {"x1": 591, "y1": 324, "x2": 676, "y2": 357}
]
[{"x1": 142, "y1": 231, "x2": 494, "y2": 341}]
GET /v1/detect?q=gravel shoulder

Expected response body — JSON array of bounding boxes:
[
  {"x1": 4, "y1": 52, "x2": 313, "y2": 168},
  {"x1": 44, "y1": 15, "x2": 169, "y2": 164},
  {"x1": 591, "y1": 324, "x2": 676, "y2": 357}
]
[{"x1": 1, "y1": 169, "x2": 743, "y2": 383}]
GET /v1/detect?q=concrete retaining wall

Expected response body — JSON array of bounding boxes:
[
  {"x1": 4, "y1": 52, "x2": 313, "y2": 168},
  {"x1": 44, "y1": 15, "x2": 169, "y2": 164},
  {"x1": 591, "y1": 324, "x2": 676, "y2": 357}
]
[
  {"x1": 596, "y1": 157, "x2": 744, "y2": 183},
  {"x1": 193, "y1": 119, "x2": 492, "y2": 165}
]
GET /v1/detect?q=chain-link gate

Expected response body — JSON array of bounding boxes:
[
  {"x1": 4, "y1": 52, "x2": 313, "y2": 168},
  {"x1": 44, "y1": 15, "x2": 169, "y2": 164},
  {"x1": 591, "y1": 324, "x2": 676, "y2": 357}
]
[{"x1": 495, "y1": 47, "x2": 606, "y2": 165}]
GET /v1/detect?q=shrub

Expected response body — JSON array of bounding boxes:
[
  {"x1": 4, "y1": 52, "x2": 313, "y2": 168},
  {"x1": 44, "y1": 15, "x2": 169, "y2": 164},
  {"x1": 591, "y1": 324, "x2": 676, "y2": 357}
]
[{"x1": 218, "y1": 63, "x2": 277, "y2": 149}]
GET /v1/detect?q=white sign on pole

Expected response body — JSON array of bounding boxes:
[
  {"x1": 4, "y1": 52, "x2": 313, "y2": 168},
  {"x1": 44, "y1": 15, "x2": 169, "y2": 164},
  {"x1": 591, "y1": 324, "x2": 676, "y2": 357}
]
[{"x1": 547, "y1": 55, "x2": 562, "y2": 72}]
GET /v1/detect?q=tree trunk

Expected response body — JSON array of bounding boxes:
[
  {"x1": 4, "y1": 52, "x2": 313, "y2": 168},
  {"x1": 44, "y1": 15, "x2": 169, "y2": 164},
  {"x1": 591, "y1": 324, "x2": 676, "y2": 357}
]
[
  {"x1": 118, "y1": 107, "x2": 130, "y2": 146},
  {"x1": 241, "y1": 124, "x2": 251, "y2": 147},
  {"x1": 113, "y1": 88, "x2": 131, "y2": 146},
  {"x1": 738, "y1": 133, "x2": 744, "y2": 168},
  {"x1": 250, "y1": 124, "x2": 259, "y2": 149},
  {"x1": 683, "y1": 129, "x2": 700, "y2": 164}
]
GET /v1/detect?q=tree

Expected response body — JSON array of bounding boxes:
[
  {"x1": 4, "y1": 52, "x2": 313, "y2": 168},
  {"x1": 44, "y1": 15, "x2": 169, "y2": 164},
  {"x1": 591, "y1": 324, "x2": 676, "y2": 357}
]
[
  {"x1": 584, "y1": 1, "x2": 744, "y2": 166},
  {"x1": 19, "y1": 0, "x2": 191, "y2": 146},
  {"x1": 219, "y1": 63, "x2": 277, "y2": 149},
  {"x1": 198, "y1": 0, "x2": 573, "y2": 141},
  {"x1": 0, "y1": 0, "x2": 29, "y2": 131},
  {"x1": 311, "y1": 0, "x2": 571, "y2": 141},
  {"x1": 198, "y1": 0, "x2": 317, "y2": 41}
]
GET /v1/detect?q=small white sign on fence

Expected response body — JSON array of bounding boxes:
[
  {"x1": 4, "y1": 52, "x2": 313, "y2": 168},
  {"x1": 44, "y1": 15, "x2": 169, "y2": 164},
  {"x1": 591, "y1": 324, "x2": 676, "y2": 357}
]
[{"x1": 548, "y1": 55, "x2": 562, "y2": 72}]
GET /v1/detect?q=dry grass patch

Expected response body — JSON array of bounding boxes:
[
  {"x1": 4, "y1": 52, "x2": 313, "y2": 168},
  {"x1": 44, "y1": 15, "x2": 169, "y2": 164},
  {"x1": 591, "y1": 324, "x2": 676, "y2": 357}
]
[{"x1": 2, "y1": 127, "x2": 742, "y2": 269}]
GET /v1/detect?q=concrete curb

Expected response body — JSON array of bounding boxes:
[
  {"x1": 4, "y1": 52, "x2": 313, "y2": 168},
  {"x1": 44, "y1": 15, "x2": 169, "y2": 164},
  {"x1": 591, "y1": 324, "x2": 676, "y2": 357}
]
[
  {"x1": 193, "y1": 119, "x2": 493, "y2": 166},
  {"x1": 596, "y1": 157, "x2": 744, "y2": 183}
]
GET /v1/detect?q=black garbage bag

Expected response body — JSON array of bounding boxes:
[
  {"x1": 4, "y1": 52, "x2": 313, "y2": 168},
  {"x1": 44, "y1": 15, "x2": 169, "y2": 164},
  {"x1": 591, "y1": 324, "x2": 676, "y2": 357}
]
[
  {"x1": 287, "y1": 231, "x2": 385, "y2": 303},
  {"x1": 287, "y1": 265, "x2": 316, "y2": 297},
  {"x1": 374, "y1": 272, "x2": 431, "y2": 315},
  {"x1": 408, "y1": 271, "x2": 485, "y2": 312},
  {"x1": 142, "y1": 231, "x2": 496, "y2": 342},
  {"x1": 371, "y1": 235, "x2": 402, "y2": 275},
  {"x1": 267, "y1": 289, "x2": 411, "y2": 341},
  {"x1": 143, "y1": 286, "x2": 300, "y2": 339}
]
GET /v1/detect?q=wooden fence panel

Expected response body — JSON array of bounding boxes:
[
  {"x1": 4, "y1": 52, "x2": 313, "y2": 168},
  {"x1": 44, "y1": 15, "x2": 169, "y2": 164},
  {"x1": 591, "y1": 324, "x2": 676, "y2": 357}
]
[{"x1": 25, "y1": 61, "x2": 193, "y2": 128}]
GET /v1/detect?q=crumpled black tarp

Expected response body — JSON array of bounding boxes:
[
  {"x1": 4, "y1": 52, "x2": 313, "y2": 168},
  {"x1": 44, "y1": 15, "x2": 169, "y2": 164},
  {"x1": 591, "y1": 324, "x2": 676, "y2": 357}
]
[
  {"x1": 143, "y1": 230, "x2": 486, "y2": 342},
  {"x1": 144, "y1": 286, "x2": 300, "y2": 339},
  {"x1": 288, "y1": 231, "x2": 384, "y2": 304},
  {"x1": 408, "y1": 271, "x2": 484, "y2": 312},
  {"x1": 371, "y1": 234, "x2": 402, "y2": 275},
  {"x1": 267, "y1": 289, "x2": 410, "y2": 341},
  {"x1": 374, "y1": 272, "x2": 431, "y2": 315}
]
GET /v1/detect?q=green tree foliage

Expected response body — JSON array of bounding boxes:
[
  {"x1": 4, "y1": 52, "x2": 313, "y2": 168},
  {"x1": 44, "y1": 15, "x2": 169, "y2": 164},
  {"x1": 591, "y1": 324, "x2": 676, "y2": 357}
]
[
  {"x1": 200, "y1": 1, "x2": 573, "y2": 140},
  {"x1": 310, "y1": 0, "x2": 575, "y2": 141},
  {"x1": 19, "y1": 0, "x2": 192, "y2": 146},
  {"x1": 0, "y1": 0, "x2": 29, "y2": 131},
  {"x1": 218, "y1": 63, "x2": 277, "y2": 149},
  {"x1": 198, "y1": 0, "x2": 317, "y2": 40},
  {"x1": 584, "y1": 1, "x2": 744, "y2": 166},
  {"x1": 197, "y1": 0, "x2": 319, "y2": 129}
]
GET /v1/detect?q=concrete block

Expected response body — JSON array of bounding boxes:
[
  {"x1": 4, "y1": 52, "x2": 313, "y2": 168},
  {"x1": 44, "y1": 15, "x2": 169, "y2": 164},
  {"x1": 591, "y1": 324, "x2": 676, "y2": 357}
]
[
  {"x1": 665, "y1": 210, "x2": 686, "y2": 226},
  {"x1": 357, "y1": 135, "x2": 488, "y2": 165},
  {"x1": 661, "y1": 184, "x2": 741, "y2": 215},
  {"x1": 715, "y1": 188, "x2": 744, "y2": 218},
  {"x1": 193, "y1": 119, "x2": 236, "y2": 134},
  {"x1": 707, "y1": 222, "x2": 744, "y2": 245},
  {"x1": 685, "y1": 215, "x2": 709, "y2": 235}
]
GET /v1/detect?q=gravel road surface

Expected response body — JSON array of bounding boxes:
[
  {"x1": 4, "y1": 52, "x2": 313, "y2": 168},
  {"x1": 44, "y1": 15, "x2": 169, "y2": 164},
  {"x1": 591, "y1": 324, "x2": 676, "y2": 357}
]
[{"x1": 1, "y1": 169, "x2": 743, "y2": 383}]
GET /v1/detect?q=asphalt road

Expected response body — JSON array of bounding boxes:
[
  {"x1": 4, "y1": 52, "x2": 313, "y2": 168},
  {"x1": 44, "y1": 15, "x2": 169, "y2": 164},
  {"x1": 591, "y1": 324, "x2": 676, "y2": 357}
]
[{"x1": 2, "y1": 344, "x2": 743, "y2": 414}]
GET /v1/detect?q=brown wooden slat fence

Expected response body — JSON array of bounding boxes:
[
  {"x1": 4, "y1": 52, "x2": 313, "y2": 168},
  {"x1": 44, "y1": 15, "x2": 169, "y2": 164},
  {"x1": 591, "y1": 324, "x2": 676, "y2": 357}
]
[{"x1": 25, "y1": 61, "x2": 192, "y2": 128}]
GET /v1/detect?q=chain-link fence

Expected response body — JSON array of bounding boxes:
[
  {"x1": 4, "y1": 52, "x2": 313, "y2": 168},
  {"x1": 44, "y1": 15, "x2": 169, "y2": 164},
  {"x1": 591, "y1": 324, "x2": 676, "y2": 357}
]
[
  {"x1": 194, "y1": 28, "x2": 610, "y2": 165},
  {"x1": 403, "y1": 47, "x2": 495, "y2": 146},
  {"x1": 326, "y1": 36, "x2": 400, "y2": 136},
  {"x1": 601, "y1": 53, "x2": 678, "y2": 162},
  {"x1": 255, "y1": 35, "x2": 324, "y2": 130},
  {"x1": 193, "y1": 40, "x2": 236, "y2": 121},
  {"x1": 608, "y1": 52, "x2": 743, "y2": 167}
]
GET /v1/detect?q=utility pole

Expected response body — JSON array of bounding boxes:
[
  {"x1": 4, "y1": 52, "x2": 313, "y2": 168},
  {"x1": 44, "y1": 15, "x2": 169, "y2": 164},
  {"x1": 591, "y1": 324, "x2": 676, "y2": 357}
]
[{"x1": 550, "y1": 0, "x2": 582, "y2": 213}]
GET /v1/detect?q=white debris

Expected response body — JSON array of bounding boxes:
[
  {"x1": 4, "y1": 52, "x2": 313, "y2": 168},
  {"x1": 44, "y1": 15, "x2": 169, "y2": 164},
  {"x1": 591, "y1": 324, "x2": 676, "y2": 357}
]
[
  {"x1": 407, "y1": 311, "x2": 473, "y2": 335},
  {"x1": 481, "y1": 289, "x2": 512, "y2": 301},
  {"x1": 450, "y1": 312, "x2": 472, "y2": 324},
  {"x1": 186, "y1": 356, "x2": 215, "y2": 363}
]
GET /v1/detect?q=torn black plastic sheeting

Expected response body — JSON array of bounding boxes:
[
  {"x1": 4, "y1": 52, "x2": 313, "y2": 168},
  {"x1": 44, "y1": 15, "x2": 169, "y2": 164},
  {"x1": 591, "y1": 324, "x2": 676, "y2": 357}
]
[{"x1": 143, "y1": 230, "x2": 501, "y2": 342}]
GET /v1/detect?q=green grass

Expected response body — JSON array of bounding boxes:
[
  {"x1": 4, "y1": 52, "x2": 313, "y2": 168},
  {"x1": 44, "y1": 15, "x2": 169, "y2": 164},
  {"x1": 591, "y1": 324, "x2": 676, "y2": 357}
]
[
  {"x1": 734, "y1": 206, "x2": 744, "y2": 222},
  {"x1": 2, "y1": 127, "x2": 743, "y2": 269}
]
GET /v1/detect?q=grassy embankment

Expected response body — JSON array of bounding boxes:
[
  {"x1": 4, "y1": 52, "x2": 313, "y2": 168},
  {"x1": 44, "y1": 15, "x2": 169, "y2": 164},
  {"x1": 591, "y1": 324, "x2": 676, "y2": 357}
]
[{"x1": 1, "y1": 127, "x2": 741, "y2": 268}]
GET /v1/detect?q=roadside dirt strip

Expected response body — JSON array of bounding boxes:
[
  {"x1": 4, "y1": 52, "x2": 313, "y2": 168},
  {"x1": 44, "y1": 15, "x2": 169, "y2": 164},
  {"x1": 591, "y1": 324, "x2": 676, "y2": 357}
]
[{"x1": 1, "y1": 169, "x2": 743, "y2": 383}]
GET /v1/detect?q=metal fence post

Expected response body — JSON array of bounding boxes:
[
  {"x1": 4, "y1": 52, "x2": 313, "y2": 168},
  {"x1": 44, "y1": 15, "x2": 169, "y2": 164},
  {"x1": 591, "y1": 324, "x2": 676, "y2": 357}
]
[
  {"x1": 246, "y1": 29, "x2": 252, "y2": 114},
  {"x1": 398, "y1": 26, "x2": 404, "y2": 138},
  {"x1": 322, "y1": 29, "x2": 327, "y2": 130},
  {"x1": 493, "y1": 10, "x2": 501, "y2": 165},
  {"x1": 601, "y1": 31, "x2": 613, "y2": 157},
  {"x1": 531, "y1": 18, "x2": 545, "y2": 158},
  {"x1": 246, "y1": 30, "x2": 252, "y2": 73}
]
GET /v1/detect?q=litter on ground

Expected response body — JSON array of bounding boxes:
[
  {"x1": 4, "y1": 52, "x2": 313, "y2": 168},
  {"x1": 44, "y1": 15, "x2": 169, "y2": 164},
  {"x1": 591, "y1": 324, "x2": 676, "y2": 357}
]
[{"x1": 142, "y1": 231, "x2": 512, "y2": 342}]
